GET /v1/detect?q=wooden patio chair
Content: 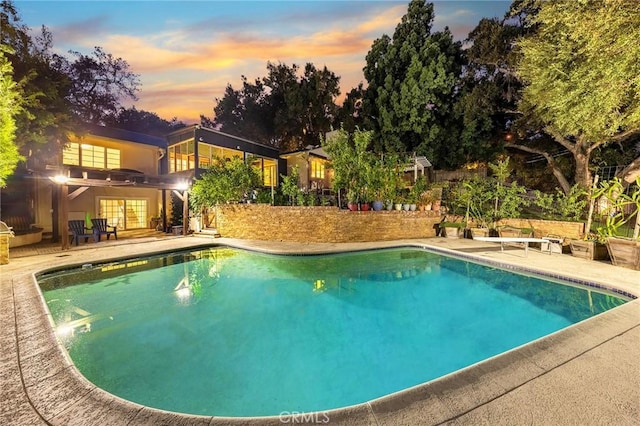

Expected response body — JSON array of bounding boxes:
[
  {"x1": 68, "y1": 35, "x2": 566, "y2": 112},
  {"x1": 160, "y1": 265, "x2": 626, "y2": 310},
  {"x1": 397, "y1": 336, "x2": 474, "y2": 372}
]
[
  {"x1": 91, "y1": 218, "x2": 118, "y2": 241},
  {"x1": 68, "y1": 220, "x2": 97, "y2": 246}
]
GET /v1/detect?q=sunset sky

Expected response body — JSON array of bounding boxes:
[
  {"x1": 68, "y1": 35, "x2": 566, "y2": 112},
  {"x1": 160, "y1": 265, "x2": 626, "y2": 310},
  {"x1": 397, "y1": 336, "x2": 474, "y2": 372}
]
[{"x1": 15, "y1": 1, "x2": 511, "y2": 125}]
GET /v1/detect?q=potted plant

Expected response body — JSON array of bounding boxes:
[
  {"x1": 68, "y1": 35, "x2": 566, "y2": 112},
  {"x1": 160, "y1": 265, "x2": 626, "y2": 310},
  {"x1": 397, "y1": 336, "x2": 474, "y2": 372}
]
[
  {"x1": 419, "y1": 190, "x2": 436, "y2": 211},
  {"x1": 346, "y1": 188, "x2": 359, "y2": 211},
  {"x1": 569, "y1": 233, "x2": 610, "y2": 261},
  {"x1": 378, "y1": 153, "x2": 403, "y2": 211},
  {"x1": 411, "y1": 175, "x2": 428, "y2": 210},
  {"x1": 439, "y1": 217, "x2": 466, "y2": 238},
  {"x1": 560, "y1": 180, "x2": 607, "y2": 260},
  {"x1": 592, "y1": 177, "x2": 640, "y2": 269},
  {"x1": 448, "y1": 176, "x2": 492, "y2": 238},
  {"x1": 364, "y1": 160, "x2": 383, "y2": 211},
  {"x1": 323, "y1": 127, "x2": 375, "y2": 211}
]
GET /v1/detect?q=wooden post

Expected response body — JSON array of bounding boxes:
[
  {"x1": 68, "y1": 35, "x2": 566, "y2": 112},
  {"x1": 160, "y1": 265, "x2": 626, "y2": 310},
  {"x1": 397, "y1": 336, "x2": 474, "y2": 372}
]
[
  {"x1": 61, "y1": 184, "x2": 69, "y2": 250},
  {"x1": 182, "y1": 190, "x2": 189, "y2": 235},
  {"x1": 585, "y1": 174, "x2": 599, "y2": 238}
]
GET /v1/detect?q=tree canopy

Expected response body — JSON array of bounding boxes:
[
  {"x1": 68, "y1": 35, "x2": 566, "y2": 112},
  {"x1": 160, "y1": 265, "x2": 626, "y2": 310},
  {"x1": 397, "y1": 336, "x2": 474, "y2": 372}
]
[
  {"x1": 103, "y1": 106, "x2": 186, "y2": 136},
  {"x1": 1, "y1": 0, "x2": 142, "y2": 167},
  {"x1": 514, "y1": 0, "x2": 640, "y2": 190},
  {"x1": 0, "y1": 45, "x2": 23, "y2": 186},
  {"x1": 362, "y1": 0, "x2": 464, "y2": 167},
  {"x1": 56, "y1": 46, "x2": 140, "y2": 125},
  {"x1": 190, "y1": 156, "x2": 262, "y2": 209},
  {"x1": 1, "y1": 1, "x2": 77, "y2": 163},
  {"x1": 205, "y1": 61, "x2": 340, "y2": 152}
]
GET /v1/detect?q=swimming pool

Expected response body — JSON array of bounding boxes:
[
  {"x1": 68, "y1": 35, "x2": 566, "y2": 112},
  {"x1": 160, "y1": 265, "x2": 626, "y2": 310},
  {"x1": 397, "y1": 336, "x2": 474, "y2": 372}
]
[{"x1": 38, "y1": 246, "x2": 629, "y2": 417}]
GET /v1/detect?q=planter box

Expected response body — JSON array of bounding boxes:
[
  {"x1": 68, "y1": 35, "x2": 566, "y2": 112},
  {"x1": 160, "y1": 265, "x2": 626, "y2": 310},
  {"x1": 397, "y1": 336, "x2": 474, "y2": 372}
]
[
  {"x1": 470, "y1": 228, "x2": 490, "y2": 238},
  {"x1": 606, "y1": 237, "x2": 640, "y2": 270},
  {"x1": 443, "y1": 226, "x2": 462, "y2": 238},
  {"x1": 569, "y1": 240, "x2": 610, "y2": 261}
]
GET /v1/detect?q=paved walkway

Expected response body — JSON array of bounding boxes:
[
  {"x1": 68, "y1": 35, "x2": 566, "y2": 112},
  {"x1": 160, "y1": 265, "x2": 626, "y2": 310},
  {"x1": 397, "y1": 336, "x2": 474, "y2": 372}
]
[{"x1": 1, "y1": 235, "x2": 639, "y2": 425}]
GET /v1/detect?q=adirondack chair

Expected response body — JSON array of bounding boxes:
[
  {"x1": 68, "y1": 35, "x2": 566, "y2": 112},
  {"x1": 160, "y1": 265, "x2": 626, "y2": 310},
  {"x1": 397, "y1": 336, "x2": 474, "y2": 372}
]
[
  {"x1": 91, "y1": 218, "x2": 118, "y2": 241},
  {"x1": 68, "y1": 220, "x2": 97, "y2": 246}
]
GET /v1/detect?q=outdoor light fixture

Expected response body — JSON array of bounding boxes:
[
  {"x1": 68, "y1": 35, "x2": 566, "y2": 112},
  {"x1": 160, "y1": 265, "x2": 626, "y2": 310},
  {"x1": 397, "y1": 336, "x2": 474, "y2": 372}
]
[
  {"x1": 53, "y1": 174, "x2": 69, "y2": 184},
  {"x1": 176, "y1": 181, "x2": 189, "y2": 191}
]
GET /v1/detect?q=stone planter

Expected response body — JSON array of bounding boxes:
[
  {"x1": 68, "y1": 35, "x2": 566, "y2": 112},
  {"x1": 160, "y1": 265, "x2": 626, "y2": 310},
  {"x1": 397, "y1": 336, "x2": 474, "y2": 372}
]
[
  {"x1": 606, "y1": 237, "x2": 640, "y2": 270},
  {"x1": 569, "y1": 240, "x2": 610, "y2": 261},
  {"x1": 470, "y1": 227, "x2": 491, "y2": 239},
  {"x1": 443, "y1": 226, "x2": 462, "y2": 238}
]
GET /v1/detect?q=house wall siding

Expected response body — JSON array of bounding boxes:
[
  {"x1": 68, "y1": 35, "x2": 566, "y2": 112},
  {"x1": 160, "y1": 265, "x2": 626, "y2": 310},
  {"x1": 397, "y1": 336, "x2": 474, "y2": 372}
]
[
  {"x1": 216, "y1": 205, "x2": 442, "y2": 242},
  {"x1": 69, "y1": 134, "x2": 161, "y2": 175}
]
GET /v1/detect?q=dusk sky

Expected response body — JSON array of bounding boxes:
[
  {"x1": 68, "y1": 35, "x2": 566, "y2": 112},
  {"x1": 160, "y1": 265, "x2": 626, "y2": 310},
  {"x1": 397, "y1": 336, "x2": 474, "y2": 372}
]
[{"x1": 15, "y1": 1, "x2": 511, "y2": 125}]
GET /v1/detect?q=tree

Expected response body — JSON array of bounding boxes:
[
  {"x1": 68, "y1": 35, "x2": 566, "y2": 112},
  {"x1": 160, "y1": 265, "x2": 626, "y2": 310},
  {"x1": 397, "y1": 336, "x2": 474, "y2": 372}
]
[
  {"x1": 362, "y1": 0, "x2": 464, "y2": 166},
  {"x1": 513, "y1": 0, "x2": 640, "y2": 191},
  {"x1": 205, "y1": 61, "x2": 340, "y2": 152},
  {"x1": 190, "y1": 156, "x2": 262, "y2": 209},
  {"x1": 322, "y1": 127, "x2": 377, "y2": 204},
  {"x1": 103, "y1": 106, "x2": 186, "y2": 136},
  {"x1": 0, "y1": 45, "x2": 23, "y2": 186},
  {"x1": 335, "y1": 83, "x2": 367, "y2": 134},
  {"x1": 206, "y1": 76, "x2": 275, "y2": 146},
  {"x1": 455, "y1": 9, "x2": 535, "y2": 167},
  {"x1": 56, "y1": 46, "x2": 140, "y2": 125},
  {"x1": 1, "y1": 1, "x2": 77, "y2": 163}
]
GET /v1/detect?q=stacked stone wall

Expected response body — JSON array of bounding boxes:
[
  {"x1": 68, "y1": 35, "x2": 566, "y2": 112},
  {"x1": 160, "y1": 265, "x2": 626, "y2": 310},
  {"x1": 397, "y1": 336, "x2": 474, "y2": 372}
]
[
  {"x1": 214, "y1": 205, "x2": 586, "y2": 243},
  {"x1": 216, "y1": 205, "x2": 442, "y2": 242}
]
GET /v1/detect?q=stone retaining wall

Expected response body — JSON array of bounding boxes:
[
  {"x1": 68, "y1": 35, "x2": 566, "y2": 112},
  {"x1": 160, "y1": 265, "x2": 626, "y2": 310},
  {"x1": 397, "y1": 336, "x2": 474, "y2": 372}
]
[
  {"x1": 216, "y1": 205, "x2": 442, "y2": 243},
  {"x1": 0, "y1": 234, "x2": 9, "y2": 265},
  {"x1": 496, "y1": 218, "x2": 585, "y2": 240},
  {"x1": 214, "y1": 205, "x2": 586, "y2": 243}
]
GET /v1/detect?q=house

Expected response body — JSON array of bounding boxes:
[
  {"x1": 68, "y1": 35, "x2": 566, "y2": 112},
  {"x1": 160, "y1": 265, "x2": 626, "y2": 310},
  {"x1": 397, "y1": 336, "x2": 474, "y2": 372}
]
[
  {"x1": 280, "y1": 145, "x2": 333, "y2": 193},
  {"x1": 165, "y1": 125, "x2": 284, "y2": 187},
  {"x1": 1, "y1": 124, "x2": 284, "y2": 248}
]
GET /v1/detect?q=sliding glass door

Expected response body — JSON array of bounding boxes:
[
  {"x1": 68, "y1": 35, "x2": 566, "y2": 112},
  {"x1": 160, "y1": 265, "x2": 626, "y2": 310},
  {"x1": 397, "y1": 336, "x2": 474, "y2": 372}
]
[{"x1": 98, "y1": 199, "x2": 148, "y2": 229}]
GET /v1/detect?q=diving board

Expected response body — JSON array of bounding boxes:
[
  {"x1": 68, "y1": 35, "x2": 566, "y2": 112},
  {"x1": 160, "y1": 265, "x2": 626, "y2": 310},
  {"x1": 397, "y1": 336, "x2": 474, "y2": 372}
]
[{"x1": 473, "y1": 237, "x2": 550, "y2": 257}]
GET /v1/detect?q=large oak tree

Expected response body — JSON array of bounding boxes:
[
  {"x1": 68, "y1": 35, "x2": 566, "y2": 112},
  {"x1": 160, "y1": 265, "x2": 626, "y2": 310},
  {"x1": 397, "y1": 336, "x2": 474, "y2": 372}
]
[{"x1": 513, "y1": 0, "x2": 640, "y2": 191}]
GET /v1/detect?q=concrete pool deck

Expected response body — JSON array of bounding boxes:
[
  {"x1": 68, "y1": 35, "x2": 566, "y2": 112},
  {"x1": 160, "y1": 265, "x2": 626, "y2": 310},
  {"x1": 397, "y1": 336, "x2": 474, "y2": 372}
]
[{"x1": 1, "y1": 235, "x2": 639, "y2": 425}]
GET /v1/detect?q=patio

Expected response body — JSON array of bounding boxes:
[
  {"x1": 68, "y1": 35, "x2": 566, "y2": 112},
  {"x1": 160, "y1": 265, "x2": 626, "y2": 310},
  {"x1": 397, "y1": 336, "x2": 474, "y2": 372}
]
[{"x1": 1, "y1": 235, "x2": 638, "y2": 425}]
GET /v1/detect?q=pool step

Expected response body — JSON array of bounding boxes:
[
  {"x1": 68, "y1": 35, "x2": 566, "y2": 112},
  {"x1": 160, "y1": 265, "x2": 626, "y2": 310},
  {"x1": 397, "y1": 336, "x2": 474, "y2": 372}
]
[{"x1": 198, "y1": 227, "x2": 221, "y2": 238}]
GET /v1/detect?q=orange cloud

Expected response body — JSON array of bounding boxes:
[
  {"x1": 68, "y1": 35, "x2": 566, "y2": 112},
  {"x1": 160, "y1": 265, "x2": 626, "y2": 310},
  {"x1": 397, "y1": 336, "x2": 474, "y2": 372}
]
[{"x1": 95, "y1": 3, "x2": 408, "y2": 122}]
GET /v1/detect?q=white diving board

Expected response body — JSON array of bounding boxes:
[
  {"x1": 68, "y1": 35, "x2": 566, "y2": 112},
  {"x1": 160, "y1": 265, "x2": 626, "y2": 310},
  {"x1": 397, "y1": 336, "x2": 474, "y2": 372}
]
[{"x1": 473, "y1": 237, "x2": 551, "y2": 257}]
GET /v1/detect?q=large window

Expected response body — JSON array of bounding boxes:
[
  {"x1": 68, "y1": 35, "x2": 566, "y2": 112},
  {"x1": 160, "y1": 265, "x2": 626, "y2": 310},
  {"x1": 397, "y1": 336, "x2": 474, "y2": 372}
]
[
  {"x1": 251, "y1": 157, "x2": 277, "y2": 186},
  {"x1": 168, "y1": 140, "x2": 195, "y2": 172},
  {"x1": 311, "y1": 159, "x2": 325, "y2": 179},
  {"x1": 99, "y1": 198, "x2": 148, "y2": 229},
  {"x1": 63, "y1": 143, "x2": 120, "y2": 169},
  {"x1": 197, "y1": 143, "x2": 242, "y2": 170}
]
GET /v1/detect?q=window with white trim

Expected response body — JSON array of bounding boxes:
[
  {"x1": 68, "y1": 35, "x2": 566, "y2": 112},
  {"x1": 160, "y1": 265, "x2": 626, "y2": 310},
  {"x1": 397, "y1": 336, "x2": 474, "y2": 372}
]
[{"x1": 62, "y1": 143, "x2": 120, "y2": 169}]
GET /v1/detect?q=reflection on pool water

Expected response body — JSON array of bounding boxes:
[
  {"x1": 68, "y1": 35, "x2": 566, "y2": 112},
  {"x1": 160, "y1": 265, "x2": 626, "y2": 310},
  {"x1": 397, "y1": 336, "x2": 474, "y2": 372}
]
[{"x1": 38, "y1": 247, "x2": 628, "y2": 417}]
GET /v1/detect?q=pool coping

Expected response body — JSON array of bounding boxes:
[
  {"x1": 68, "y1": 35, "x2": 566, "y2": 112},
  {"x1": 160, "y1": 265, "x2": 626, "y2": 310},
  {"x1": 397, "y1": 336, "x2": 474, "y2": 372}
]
[{"x1": 3, "y1": 236, "x2": 640, "y2": 425}]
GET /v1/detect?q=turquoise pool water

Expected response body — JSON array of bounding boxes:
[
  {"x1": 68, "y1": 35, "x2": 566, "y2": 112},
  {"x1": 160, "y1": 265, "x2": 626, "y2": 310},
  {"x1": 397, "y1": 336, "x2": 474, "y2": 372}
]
[{"x1": 39, "y1": 247, "x2": 628, "y2": 417}]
